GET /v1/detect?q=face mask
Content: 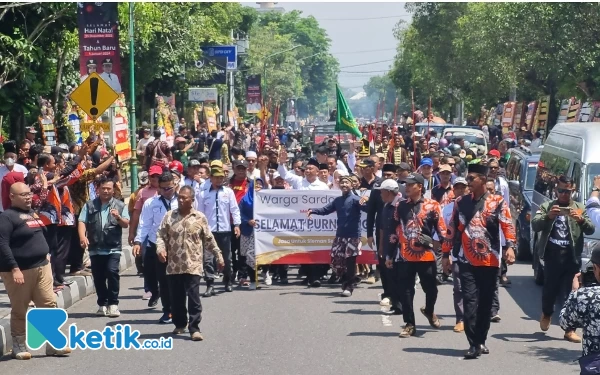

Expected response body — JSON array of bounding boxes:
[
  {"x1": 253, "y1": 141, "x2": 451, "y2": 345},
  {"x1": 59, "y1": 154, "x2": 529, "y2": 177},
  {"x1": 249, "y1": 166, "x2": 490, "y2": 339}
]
[{"x1": 5, "y1": 158, "x2": 15, "y2": 167}]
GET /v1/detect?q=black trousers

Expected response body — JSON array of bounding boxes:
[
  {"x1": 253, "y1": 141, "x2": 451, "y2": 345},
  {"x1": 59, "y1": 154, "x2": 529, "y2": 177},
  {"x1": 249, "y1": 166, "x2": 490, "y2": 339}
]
[
  {"x1": 90, "y1": 253, "x2": 121, "y2": 306},
  {"x1": 459, "y1": 263, "x2": 498, "y2": 347},
  {"x1": 388, "y1": 261, "x2": 404, "y2": 313},
  {"x1": 144, "y1": 241, "x2": 171, "y2": 314},
  {"x1": 68, "y1": 218, "x2": 84, "y2": 273},
  {"x1": 379, "y1": 256, "x2": 393, "y2": 299},
  {"x1": 204, "y1": 232, "x2": 233, "y2": 285},
  {"x1": 52, "y1": 226, "x2": 72, "y2": 283},
  {"x1": 491, "y1": 266, "x2": 501, "y2": 316},
  {"x1": 45, "y1": 224, "x2": 58, "y2": 280},
  {"x1": 168, "y1": 274, "x2": 202, "y2": 333},
  {"x1": 398, "y1": 261, "x2": 438, "y2": 326},
  {"x1": 231, "y1": 225, "x2": 245, "y2": 278},
  {"x1": 542, "y1": 251, "x2": 579, "y2": 316},
  {"x1": 341, "y1": 256, "x2": 358, "y2": 292}
]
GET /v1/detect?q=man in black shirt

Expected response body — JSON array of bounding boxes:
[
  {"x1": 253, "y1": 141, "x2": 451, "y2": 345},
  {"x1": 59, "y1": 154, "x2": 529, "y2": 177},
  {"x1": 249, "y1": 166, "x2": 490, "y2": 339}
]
[{"x1": 0, "y1": 182, "x2": 71, "y2": 360}]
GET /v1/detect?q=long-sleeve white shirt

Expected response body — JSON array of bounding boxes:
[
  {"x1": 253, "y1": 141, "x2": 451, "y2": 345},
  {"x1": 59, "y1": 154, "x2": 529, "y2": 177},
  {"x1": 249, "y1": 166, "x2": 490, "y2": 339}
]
[
  {"x1": 586, "y1": 196, "x2": 600, "y2": 229},
  {"x1": 277, "y1": 164, "x2": 329, "y2": 190},
  {"x1": 196, "y1": 185, "x2": 241, "y2": 232},
  {"x1": 135, "y1": 194, "x2": 179, "y2": 244}
]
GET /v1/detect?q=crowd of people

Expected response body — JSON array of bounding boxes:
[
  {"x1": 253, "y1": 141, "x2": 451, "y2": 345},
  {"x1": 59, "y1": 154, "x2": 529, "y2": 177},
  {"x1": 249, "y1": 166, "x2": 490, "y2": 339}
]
[{"x1": 0, "y1": 118, "x2": 599, "y2": 369}]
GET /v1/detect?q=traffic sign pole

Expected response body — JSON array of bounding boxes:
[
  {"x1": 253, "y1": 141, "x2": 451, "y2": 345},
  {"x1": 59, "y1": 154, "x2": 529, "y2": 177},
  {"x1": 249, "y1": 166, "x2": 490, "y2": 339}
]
[{"x1": 129, "y1": 2, "x2": 138, "y2": 191}]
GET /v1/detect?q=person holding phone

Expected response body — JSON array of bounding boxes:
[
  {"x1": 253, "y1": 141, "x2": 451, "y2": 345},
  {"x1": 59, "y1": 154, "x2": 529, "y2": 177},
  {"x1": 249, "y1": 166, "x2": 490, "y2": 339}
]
[{"x1": 531, "y1": 175, "x2": 595, "y2": 344}]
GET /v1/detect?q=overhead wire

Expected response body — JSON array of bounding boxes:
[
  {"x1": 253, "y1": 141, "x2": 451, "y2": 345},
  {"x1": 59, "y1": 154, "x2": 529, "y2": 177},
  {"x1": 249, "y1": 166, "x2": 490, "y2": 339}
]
[
  {"x1": 339, "y1": 59, "x2": 395, "y2": 69},
  {"x1": 316, "y1": 14, "x2": 411, "y2": 21}
]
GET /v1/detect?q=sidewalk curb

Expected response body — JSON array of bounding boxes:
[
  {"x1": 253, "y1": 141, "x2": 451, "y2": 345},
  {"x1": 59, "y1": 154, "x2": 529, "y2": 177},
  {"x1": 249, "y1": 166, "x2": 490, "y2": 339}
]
[{"x1": 0, "y1": 246, "x2": 134, "y2": 356}]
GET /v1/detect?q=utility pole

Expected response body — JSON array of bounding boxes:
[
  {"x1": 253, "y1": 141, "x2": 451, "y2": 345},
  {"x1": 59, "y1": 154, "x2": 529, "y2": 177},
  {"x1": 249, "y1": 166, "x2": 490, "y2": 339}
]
[{"x1": 129, "y1": 2, "x2": 138, "y2": 191}]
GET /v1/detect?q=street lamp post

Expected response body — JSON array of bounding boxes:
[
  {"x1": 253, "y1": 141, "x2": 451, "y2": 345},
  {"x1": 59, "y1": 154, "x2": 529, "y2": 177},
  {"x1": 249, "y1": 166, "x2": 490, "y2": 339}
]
[
  {"x1": 129, "y1": 2, "x2": 138, "y2": 191},
  {"x1": 262, "y1": 44, "x2": 301, "y2": 101}
]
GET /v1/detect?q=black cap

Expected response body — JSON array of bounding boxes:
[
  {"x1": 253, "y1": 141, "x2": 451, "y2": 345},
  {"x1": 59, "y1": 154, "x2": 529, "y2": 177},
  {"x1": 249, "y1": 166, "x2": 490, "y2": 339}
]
[
  {"x1": 382, "y1": 163, "x2": 396, "y2": 173},
  {"x1": 468, "y1": 163, "x2": 489, "y2": 176},
  {"x1": 402, "y1": 173, "x2": 425, "y2": 185},
  {"x1": 307, "y1": 159, "x2": 320, "y2": 168},
  {"x1": 102, "y1": 58, "x2": 113, "y2": 65},
  {"x1": 233, "y1": 159, "x2": 248, "y2": 169},
  {"x1": 591, "y1": 248, "x2": 600, "y2": 265},
  {"x1": 358, "y1": 159, "x2": 375, "y2": 168},
  {"x1": 398, "y1": 162, "x2": 411, "y2": 171},
  {"x1": 319, "y1": 163, "x2": 329, "y2": 171}
]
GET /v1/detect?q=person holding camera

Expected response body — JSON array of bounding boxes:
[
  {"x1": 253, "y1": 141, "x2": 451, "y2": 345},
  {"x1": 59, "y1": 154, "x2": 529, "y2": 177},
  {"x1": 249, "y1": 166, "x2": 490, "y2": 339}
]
[
  {"x1": 559, "y1": 248, "x2": 600, "y2": 374},
  {"x1": 532, "y1": 175, "x2": 595, "y2": 343}
]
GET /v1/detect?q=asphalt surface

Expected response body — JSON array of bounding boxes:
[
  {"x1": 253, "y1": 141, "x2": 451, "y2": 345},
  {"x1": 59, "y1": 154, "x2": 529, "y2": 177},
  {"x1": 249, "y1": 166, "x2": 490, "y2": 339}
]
[{"x1": 0, "y1": 263, "x2": 582, "y2": 374}]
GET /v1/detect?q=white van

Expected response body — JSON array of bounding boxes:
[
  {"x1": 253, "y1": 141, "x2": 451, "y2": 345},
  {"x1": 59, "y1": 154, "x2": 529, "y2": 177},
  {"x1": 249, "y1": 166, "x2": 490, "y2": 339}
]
[
  {"x1": 531, "y1": 122, "x2": 600, "y2": 284},
  {"x1": 443, "y1": 127, "x2": 488, "y2": 155}
]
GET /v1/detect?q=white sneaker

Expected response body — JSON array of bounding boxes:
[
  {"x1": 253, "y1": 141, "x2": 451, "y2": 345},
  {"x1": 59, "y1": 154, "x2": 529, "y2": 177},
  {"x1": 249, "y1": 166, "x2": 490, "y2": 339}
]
[
  {"x1": 96, "y1": 306, "x2": 107, "y2": 316},
  {"x1": 341, "y1": 290, "x2": 352, "y2": 297},
  {"x1": 415, "y1": 275, "x2": 421, "y2": 285},
  {"x1": 264, "y1": 272, "x2": 272, "y2": 286},
  {"x1": 379, "y1": 297, "x2": 391, "y2": 306},
  {"x1": 142, "y1": 291, "x2": 152, "y2": 300},
  {"x1": 107, "y1": 305, "x2": 120, "y2": 317},
  {"x1": 249, "y1": 282, "x2": 257, "y2": 290}
]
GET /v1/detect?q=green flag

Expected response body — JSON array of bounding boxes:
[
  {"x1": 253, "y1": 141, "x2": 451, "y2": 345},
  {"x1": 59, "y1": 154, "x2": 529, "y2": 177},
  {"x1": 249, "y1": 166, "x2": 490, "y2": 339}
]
[{"x1": 335, "y1": 84, "x2": 362, "y2": 138}]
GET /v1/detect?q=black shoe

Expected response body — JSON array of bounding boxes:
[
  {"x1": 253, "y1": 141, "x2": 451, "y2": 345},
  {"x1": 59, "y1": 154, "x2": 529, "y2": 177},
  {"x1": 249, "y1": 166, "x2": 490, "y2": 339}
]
[
  {"x1": 383, "y1": 308, "x2": 402, "y2": 315},
  {"x1": 310, "y1": 280, "x2": 321, "y2": 288},
  {"x1": 203, "y1": 286, "x2": 215, "y2": 298},
  {"x1": 480, "y1": 344, "x2": 489, "y2": 355},
  {"x1": 148, "y1": 294, "x2": 159, "y2": 307},
  {"x1": 158, "y1": 312, "x2": 172, "y2": 324},
  {"x1": 327, "y1": 275, "x2": 339, "y2": 284},
  {"x1": 225, "y1": 285, "x2": 233, "y2": 292},
  {"x1": 279, "y1": 278, "x2": 289, "y2": 285},
  {"x1": 464, "y1": 345, "x2": 481, "y2": 359},
  {"x1": 301, "y1": 278, "x2": 309, "y2": 285}
]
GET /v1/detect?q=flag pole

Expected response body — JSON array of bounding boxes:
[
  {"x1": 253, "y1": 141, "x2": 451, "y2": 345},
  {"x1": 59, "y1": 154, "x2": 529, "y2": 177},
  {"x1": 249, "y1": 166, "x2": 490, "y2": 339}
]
[
  {"x1": 427, "y1": 96, "x2": 431, "y2": 142},
  {"x1": 411, "y1": 88, "x2": 417, "y2": 170}
]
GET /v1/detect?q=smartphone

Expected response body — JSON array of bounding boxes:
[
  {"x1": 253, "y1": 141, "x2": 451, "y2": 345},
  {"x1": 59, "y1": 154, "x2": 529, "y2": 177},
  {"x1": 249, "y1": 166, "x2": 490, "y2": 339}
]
[{"x1": 559, "y1": 207, "x2": 571, "y2": 216}]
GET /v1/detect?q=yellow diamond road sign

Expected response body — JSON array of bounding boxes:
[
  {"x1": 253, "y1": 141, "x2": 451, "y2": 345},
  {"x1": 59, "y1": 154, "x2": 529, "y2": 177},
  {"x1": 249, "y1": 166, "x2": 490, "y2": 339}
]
[{"x1": 70, "y1": 72, "x2": 119, "y2": 120}]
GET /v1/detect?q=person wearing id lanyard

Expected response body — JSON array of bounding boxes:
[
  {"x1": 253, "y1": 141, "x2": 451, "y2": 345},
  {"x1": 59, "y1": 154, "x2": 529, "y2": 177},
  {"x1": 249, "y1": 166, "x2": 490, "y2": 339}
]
[
  {"x1": 132, "y1": 171, "x2": 179, "y2": 324},
  {"x1": 196, "y1": 162, "x2": 241, "y2": 296}
]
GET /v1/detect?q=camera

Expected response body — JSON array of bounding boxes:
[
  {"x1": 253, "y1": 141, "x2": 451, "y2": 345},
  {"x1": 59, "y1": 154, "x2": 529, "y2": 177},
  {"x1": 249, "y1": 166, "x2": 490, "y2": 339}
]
[{"x1": 582, "y1": 264, "x2": 597, "y2": 287}]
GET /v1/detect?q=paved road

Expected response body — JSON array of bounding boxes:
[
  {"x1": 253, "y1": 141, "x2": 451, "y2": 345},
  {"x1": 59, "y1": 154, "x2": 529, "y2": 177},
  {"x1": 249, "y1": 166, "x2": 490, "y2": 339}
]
[{"x1": 0, "y1": 263, "x2": 582, "y2": 375}]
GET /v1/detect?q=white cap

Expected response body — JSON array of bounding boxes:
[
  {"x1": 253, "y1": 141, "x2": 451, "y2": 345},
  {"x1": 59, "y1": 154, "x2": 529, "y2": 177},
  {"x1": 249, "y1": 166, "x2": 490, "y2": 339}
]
[
  {"x1": 246, "y1": 151, "x2": 257, "y2": 159},
  {"x1": 374, "y1": 179, "x2": 399, "y2": 192},
  {"x1": 272, "y1": 171, "x2": 282, "y2": 179}
]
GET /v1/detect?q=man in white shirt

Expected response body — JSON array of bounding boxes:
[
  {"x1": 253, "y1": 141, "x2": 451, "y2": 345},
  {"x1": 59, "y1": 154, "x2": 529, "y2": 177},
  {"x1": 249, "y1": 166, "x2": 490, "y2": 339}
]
[
  {"x1": 136, "y1": 127, "x2": 153, "y2": 157},
  {"x1": 245, "y1": 151, "x2": 261, "y2": 180},
  {"x1": 132, "y1": 171, "x2": 179, "y2": 324},
  {"x1": 277, "y1": 150, "x2": 329, "y2": 191},
  {"x1": 530, "y1": 131, "x2": 543, "y2": 149},
  {"x1": 276, "y1": 149, "x2": 329, "y2": 287},
  {"x1": 586, "y1": 175, "x2": 600, "y2": 228},
  {"x1": 196, "y1": 162, "x2": 241, "y2": 296},
  {"x1": 0, "y1": 153, "x2": 28, "y2": 212},
  {"x1": 99, "y1": 58, "x2": 122, "y2": 93}
]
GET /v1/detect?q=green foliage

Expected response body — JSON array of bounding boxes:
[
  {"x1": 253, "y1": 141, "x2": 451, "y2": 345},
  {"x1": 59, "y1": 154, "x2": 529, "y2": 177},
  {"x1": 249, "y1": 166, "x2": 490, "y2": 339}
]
[
  {"x1": 390, "y1": 2, "x2": 600, "y2": 123},
  {"x1": 247, "y1": 10, "x2": 339, "y2": 117}
]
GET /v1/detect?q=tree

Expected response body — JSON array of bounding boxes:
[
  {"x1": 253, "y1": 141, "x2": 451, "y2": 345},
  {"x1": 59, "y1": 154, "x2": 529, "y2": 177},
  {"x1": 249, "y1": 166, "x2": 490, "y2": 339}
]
[
  {"x1": 252, "y1": 10, "x2": 339, "y2": 116},
  {"x1": 245, "y1": 24, "x2": 302, "y2": 104}
]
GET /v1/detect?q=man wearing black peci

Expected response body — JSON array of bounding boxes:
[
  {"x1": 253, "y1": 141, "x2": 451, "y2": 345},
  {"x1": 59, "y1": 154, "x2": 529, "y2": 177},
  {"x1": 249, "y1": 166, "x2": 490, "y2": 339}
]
[{"x1": 444, "y1": 162, "x2": 517, "y2": 359}]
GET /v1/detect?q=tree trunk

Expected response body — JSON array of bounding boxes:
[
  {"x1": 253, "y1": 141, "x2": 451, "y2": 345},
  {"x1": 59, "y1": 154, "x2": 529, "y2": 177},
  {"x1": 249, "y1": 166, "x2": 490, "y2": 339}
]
[
  {"x1": 546, "y1": 77, "x2": 559, "y2": 134},
  {"x1": 53, "y1": 44, "x2": 68, "y2": 114}
]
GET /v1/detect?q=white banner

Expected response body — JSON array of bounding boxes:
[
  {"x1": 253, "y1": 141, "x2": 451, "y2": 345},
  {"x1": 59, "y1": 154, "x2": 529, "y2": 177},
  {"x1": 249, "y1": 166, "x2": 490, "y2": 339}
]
[
  {"x1": 254, "y1": 189, "x2": 376, "y2": 265},
  {"x1": 188, "y1": 87, "x2": 218, "y2": 102}
]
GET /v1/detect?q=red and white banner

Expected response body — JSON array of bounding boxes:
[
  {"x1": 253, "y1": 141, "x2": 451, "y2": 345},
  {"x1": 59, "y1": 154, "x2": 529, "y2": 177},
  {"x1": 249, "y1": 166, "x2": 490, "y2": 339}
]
[{"x1": 254, "y1": 190, "x2": 376, "y2": 265}]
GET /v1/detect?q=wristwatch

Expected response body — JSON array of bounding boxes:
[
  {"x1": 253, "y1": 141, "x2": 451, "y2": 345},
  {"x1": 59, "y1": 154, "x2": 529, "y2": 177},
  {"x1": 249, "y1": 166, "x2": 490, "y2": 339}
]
[{"x1": 592, "y1": 187, "x2": 600, "y2": 193}]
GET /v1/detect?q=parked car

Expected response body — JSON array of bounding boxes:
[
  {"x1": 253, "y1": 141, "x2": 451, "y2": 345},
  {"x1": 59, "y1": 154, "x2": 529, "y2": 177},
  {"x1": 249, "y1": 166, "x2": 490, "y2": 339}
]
[
  {"x1": 531, "y1": 122, "x2": 600, "y2": 285},
  {"x1": 505, "y1": 145, "x2": 542, "y2": 261}
]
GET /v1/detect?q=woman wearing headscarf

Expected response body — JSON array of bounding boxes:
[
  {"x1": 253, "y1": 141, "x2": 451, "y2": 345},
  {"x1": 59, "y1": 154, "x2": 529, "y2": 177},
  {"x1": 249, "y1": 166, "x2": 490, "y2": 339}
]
[{"x1": 239, "y1": 177, "x2": 264, "y2": 290}]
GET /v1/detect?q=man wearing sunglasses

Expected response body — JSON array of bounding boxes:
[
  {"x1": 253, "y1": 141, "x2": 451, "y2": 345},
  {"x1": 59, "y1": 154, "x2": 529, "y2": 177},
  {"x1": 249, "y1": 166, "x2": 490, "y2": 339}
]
[{"x1": 532, "y1": 175, "x2": 595, "y2": 344}]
